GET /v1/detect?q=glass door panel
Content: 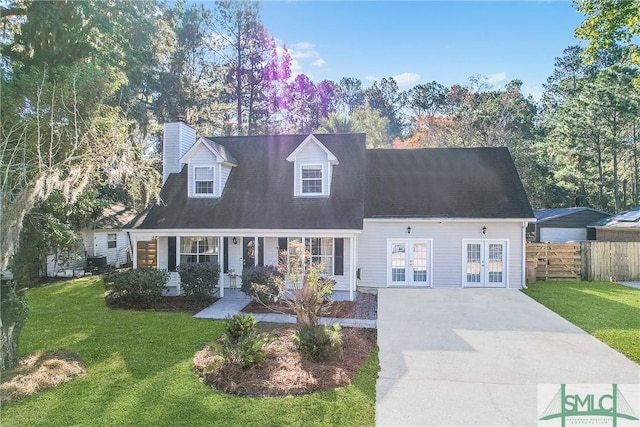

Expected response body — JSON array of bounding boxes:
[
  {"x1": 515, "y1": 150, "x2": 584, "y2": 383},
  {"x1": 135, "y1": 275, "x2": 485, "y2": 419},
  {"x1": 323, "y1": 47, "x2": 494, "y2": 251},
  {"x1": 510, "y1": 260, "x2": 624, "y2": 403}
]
[
  {"x1": 464, "y1": 241, "x2": 506, "y2": 287},
  {"x1": 391, "y1": 242, "x2": 406, "y2": 283},
  {"x1": 466, "y1": 243, "x2": 482, "y2": 284},
  {"x1": 412, "y1": 242, "x2": 428, "y2": 283}
]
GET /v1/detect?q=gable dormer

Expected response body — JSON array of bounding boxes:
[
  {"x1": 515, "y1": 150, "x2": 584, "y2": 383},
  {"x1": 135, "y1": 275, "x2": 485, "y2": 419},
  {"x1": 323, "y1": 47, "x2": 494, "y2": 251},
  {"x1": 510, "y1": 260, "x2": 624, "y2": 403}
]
[
  {"x1": 286, "y1": 134, "x2": 339, "y2": 197},
  {"x1": 180, "y1": 137, "x2": 237, "y2": 198}
]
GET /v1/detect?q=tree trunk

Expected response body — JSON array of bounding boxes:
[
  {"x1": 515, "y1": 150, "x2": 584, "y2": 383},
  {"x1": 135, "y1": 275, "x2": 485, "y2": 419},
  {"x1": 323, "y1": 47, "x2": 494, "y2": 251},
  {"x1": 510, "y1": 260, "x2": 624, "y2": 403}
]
[{"x1": 0, "y1": 282, "x2": 28, "y2": 372}]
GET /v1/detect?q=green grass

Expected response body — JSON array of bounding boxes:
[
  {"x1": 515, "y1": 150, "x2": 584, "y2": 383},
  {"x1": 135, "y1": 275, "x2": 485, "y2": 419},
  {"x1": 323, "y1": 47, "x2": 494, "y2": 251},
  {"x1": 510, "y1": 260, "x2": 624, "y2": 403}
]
[
  {"x1": 523, "y1": 281, "x2": 640, "y2": 363},
  {"x1": 1, "y1": 277, "x2": 378, "y2": 426}
]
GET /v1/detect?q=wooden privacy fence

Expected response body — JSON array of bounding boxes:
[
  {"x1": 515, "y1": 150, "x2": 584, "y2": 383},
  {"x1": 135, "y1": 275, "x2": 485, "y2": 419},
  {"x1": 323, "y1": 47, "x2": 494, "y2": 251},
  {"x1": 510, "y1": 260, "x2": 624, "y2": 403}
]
[
  {"x1": 527, "y1": 242, "x2": 640, "y2": 281},
  {"x1": 527, "y1": 243, "x2": 582, "y2": 281},
  {"x1": 582, "y1": 241, "x2": 640, "y2": 281}
]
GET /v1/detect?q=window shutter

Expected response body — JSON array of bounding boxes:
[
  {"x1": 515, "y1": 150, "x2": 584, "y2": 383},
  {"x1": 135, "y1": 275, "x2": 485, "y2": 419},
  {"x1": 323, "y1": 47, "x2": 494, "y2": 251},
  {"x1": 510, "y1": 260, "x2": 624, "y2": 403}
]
[
  {"x1": 223, "y1": 237, "x2": 229, "y2": 273},
  {"x1": 168, "y1": 237, "x2": 177, "y2": 272},
  {"x1": 278, "y1": 238, "x2": 287, "y2": 252},
  {"x1": 258, "y1": 237, "x2": 264, "y2": 267},
  {"x1": 334, "y1": 238, "x2": 344, "y2": 276}
]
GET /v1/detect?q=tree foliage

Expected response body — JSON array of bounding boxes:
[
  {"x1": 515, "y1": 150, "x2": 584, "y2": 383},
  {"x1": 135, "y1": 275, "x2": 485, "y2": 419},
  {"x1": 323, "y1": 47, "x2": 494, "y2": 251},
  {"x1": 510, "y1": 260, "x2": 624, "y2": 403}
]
[{"x1": 574, "y1": 0, "x2": 640, "y2": 64}]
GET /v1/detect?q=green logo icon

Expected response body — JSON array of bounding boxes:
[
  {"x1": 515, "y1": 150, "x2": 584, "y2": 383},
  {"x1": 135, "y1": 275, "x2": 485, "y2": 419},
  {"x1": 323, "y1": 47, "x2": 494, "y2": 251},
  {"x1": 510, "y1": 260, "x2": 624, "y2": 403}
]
[{"x1": 540, "y1": 384, "x2": 638, "y2": 427}]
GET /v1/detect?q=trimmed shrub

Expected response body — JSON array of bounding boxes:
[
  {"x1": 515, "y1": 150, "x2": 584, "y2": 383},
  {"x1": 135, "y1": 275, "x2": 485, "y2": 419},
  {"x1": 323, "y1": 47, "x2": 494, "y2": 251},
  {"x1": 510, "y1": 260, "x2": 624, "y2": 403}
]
[
  {"x1": 220, "y1": 314, "x2": 266, "y2": 369},
  {"x1": 241, "y1": 265, "x2": 283, "y2": 306},
  {"x1": 177, "y1": 262, "x2": 220, "y2": 297},
  {"x1": 221, "y1": 333, "x2": 266, "y2": 369},
  {"x1": 105, "y1": 269, "x2": 169, "y2": 305},
  {"x1": 224, "y1": 314, "x2": 258, "y2": 343},
  {"x1": 293, "y1": 323, "x2": 343, "y2": 361}
]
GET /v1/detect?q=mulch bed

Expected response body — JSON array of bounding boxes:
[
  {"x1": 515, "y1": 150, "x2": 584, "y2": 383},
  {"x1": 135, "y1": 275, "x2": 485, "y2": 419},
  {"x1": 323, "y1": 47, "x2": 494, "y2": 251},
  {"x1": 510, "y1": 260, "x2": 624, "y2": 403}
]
[
  {"x1": 106, "y1": 296, "x2": 218, "y2": 314},
  {"x1": 241, "y1": 300, "x2": 355, "y2": 318},
  {"x1": 193, "y1": 326, "x2": 376, "y2": 397}
]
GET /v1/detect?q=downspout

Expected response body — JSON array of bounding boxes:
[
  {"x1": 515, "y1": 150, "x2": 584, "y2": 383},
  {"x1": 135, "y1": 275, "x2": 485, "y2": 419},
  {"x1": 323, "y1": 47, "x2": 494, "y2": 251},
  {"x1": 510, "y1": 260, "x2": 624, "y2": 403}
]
[{"x1": 522, "y1": 221, "x2": 528, "y2": 289}]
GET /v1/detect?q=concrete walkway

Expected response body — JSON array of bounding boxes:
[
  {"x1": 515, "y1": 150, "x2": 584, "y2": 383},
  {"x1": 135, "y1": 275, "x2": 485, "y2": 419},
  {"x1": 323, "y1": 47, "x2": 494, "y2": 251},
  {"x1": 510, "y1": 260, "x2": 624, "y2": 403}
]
[
  {"x1": 193, "y1": 289, "x2": 376, "y2": 328},
  {"x1": 376, "y1": 288, "x2": 640, "y2": 427},
  {"x1": 619, "y1": 281, "x2": 640, "y2": 290}
]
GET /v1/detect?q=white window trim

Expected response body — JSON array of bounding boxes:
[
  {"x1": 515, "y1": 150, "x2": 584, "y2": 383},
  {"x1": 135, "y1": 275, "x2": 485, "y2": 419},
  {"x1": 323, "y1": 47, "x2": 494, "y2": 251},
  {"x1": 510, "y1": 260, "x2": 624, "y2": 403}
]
[
  {"x1": 299, "y1": 164, "x2": 326, "y2": 197},
  {"x1": 287, "y1": 237, "x2": 334, "y2": 275},
  {"x1": 107, "y1": 233, "x2": 117, "y2": 249},
  {"x1": 461, "y1": 239, "x2": 509, "y2": 288},
  {"x1": 193, "y1": 166, "x2": 215, "y2": 197},
  {"x1": 179, "y1": 236, "x2": 220, "y2": 265},
  {"x1": 386, "y1": 238, "x2": 433, "y2": 287}
]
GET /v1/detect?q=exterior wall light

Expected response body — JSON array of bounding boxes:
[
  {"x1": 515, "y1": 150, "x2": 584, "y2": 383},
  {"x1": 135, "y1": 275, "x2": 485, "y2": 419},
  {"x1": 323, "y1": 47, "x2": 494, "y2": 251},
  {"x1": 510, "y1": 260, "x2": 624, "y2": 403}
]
[
  {"x1": 482, "y1": 226, "x2": 487, "y2": 235},
  {"x1": 407, "y1": 226, "x2": 412, "y2": 235},
  {"x1": 232, "y1": 237, "x2": 238, "y2": 244}
]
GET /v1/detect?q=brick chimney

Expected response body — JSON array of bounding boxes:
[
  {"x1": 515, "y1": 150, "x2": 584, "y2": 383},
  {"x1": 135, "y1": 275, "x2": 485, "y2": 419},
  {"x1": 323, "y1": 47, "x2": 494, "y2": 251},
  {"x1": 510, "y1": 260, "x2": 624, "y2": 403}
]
[{"x1": 162, "y1": 119, "x2": 196, "y2": 184}]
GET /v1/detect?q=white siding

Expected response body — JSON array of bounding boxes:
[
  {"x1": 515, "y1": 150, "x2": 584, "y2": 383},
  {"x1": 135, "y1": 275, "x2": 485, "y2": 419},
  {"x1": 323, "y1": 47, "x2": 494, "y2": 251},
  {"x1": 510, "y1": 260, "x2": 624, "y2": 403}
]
[
  {"x1": 220, "y1": 165, "x2": 232, "y2": 195},
  {"x1": 163, "y1": 122, "x2": 196, "y2": 183},
  {"x1": 187, "y1": 145, "x2": 219, "y2": 197},
  {"x1": 263, "y1": 237, "x2": 279, "y2": 266},
  {"x1": 81, "y1": 230, "x2": 94, "y2": 256},
  {"x1": 292, "y1": 142, "x2": 332, "y2": 197},
  {"x1": 358, "y1": 220, "x2": 525, "y2": 289},
  {"x1": 333, "y1": 237, "x2": 350, "y2": 291},
  {"x1": 93, "y1": 230, "x2": 129, "y2": 267}
]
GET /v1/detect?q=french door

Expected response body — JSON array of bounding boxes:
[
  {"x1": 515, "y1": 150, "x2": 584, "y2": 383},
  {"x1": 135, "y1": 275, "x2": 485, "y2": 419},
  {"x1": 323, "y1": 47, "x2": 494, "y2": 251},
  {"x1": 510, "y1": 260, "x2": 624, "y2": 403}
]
[
  {"x1": 388, "y1": 240, "x2": 431, "y2": 286},
  {"x1": 463, "y1": 240, "x2": 507, "y2": 287}
]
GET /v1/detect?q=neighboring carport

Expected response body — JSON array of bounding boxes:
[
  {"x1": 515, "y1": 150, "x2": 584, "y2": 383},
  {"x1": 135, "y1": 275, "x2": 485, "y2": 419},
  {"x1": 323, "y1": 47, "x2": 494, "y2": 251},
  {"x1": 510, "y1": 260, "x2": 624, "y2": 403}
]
[{"x1": 376, "y1": 288, "x2": 640, "y2": 426}]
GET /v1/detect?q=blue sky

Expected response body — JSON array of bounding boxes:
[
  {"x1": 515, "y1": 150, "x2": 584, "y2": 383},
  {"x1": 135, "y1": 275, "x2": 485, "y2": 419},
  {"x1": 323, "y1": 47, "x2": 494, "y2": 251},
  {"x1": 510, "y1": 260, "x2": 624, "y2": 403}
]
[{"x1": 255, "y1": 1, "x2": 586, "y2": 99}]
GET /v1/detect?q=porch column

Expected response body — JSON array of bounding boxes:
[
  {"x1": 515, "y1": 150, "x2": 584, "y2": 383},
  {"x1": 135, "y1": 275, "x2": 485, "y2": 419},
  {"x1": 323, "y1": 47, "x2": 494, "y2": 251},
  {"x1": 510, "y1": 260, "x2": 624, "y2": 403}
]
[
  {"x1": 175, "y1": 235, "x2": 181, "y2": 295},
  {"x1": 219, "y1": 235, "x2": 224, "y2": 298},
  {"x1": 350, "y1": 235, "x2": 356, "y2": 301},
  {"x1": 255, "y1": 236, "x2": 258, "y2": 267},
  {"x1": 132, "y1": 236, "x2": 138, "y2": 269}
]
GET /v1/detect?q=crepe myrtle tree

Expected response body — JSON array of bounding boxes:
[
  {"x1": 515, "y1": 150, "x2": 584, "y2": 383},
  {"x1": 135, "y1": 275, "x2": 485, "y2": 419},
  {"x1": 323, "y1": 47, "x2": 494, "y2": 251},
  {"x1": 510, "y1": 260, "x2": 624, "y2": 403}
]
[{"x1": 242, "y1": 240, "x2": 336, "y2": 328}]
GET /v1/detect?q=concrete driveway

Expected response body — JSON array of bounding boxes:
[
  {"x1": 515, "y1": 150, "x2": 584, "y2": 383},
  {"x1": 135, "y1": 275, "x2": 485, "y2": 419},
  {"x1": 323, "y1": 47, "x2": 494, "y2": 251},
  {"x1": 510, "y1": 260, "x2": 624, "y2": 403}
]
[{"x1": 376, "y1": 288, "x2": 640, "y2": 426}]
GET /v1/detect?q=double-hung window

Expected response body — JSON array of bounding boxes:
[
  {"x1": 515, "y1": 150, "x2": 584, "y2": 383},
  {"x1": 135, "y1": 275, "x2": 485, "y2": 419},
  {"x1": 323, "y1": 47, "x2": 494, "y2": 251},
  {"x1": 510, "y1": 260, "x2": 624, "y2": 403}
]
[
  {"x1": 107, "y1": 233, "x2": 117, "y2": 249},
  {"x1": 306, "y1": 237, "x2": 333, "y2": 274},
  {"x1": 287, "y1": 237, "x2": 333, "y2": 274},
  {"x1": 180, "y1": 237, "x2": 219, "y2": 265},
  {"x1": 194, "y1": 167, "x2": 214, "y2": 195},
  {"x1": 301, "y1": 165, "x2": 322, "y2": 194}
]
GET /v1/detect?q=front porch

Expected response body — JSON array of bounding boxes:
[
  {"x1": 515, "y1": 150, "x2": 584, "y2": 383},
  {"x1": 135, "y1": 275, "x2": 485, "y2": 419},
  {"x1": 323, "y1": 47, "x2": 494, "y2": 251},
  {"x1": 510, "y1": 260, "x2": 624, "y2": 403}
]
[{"x1": 129, "y1": 232, "x2": 360, "y2": 300}]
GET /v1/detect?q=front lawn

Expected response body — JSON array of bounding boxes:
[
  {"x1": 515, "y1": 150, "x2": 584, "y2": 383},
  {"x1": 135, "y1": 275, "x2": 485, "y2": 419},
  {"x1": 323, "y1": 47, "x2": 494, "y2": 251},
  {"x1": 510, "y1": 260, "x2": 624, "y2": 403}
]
[
  {"x1": 1, "y1": 277, "x2": 377, "y2": 426},
  {"x1": 523, "y1": 281, "x2": 640, "y2": 363}
]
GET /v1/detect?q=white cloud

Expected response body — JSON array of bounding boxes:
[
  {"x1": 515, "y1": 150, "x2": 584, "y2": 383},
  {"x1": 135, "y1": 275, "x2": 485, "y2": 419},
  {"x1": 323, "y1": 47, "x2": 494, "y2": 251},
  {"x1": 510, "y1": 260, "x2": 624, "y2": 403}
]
[
  {"x1": 365, "y1": 75, "x2": 379, "y2": 82},
  {"x1": 312, "y1": 59, "x2": 326, "y2": 67},
  {"x1": 290, "y1": 41, "x2": 319, "y2": 60},
  {"x1": 486, "y1": 72, "x2": 507, "y2": 85},
  {"x1": 290, "y1": 58, "x2": 303, "y2": 76},
  {"x1": 393, "y1": 72, "x2": 421, "y2": 87}
]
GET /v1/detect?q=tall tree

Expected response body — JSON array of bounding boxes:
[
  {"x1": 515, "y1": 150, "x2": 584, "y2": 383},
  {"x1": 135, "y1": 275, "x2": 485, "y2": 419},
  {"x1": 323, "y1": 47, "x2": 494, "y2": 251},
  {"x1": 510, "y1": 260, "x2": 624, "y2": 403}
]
[
  {"x1": 336, "y1": 77, "x2": 365, "y2": 115},
  {"x1": 364, "y1": 77, "x2": 407, "y2": 138},
  {"x1": 574, "y1": 0, "x2": 640, "y2": 64},
  {"x1": 214, "y1": 0, "x2": 273, "y2": 135}
]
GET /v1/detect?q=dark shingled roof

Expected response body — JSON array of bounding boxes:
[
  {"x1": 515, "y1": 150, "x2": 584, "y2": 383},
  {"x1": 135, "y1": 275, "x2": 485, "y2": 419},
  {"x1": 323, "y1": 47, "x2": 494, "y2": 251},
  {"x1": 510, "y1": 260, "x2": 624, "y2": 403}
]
[
  {"x1": 134, "y1": 134, "x2": 366, "y2": 230},
  {"x1": 534, "y1": 207, "x2": 610, "y2": 223},
  {"x1": 364, "y1": 147, "x2": 533, "y2": 219},
  {"x1": 132, "y1": 137, "x2": 534, "y2": 231}
]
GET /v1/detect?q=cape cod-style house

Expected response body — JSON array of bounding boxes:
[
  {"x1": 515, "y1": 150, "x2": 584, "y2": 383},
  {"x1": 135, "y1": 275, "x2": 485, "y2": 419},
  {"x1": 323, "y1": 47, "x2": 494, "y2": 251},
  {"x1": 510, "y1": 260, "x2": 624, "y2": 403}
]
[{"x1": 127, "y1": 120, "x2": 534, "y2": 299}]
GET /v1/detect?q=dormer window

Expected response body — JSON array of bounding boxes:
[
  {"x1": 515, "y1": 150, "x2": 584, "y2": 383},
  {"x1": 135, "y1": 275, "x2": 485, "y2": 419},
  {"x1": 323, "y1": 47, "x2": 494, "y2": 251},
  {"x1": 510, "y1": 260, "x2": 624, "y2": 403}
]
[
  {"x1": 287, "y1": 134, "x2": 339, "y2": 197},
  {"x1": 302, "y1": 165, "x2": 323, "y2": 194},
  {"x1": 194, "y1": 167, "x2": 214, "y2": 194}
]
